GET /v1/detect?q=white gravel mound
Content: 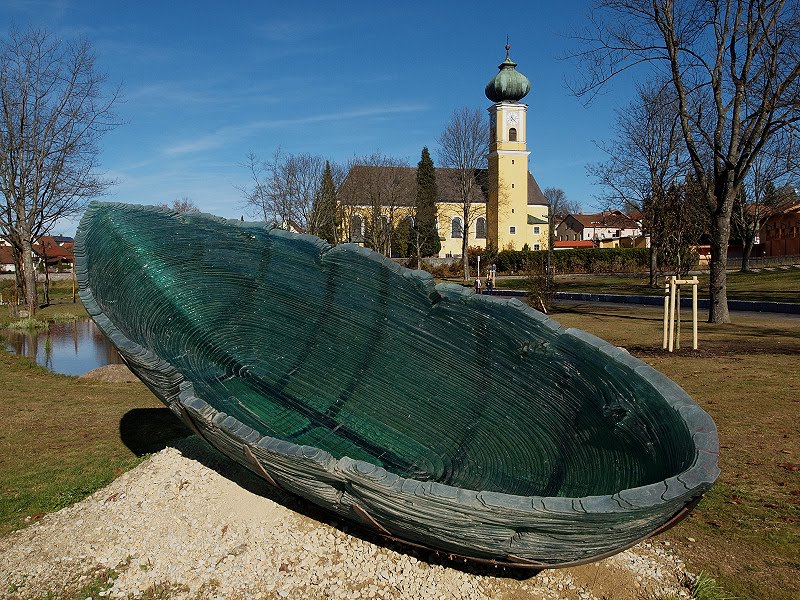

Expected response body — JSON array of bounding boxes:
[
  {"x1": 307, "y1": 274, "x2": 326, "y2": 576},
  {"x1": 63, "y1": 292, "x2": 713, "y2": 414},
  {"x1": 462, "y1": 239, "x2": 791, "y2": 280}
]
[{"x1": 0, "y1": 437, "x2": 694, "y2": 599}]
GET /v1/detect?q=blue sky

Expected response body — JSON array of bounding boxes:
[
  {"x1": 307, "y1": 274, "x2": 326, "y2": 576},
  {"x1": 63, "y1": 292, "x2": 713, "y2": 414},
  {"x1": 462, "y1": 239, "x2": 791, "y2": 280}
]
[{"x1": 2, "y1": 0, "x2": 638, "y2": 236}]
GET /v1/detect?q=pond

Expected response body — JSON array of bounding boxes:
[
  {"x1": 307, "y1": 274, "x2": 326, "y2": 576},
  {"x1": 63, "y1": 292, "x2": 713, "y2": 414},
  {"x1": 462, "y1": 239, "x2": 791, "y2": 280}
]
[{"x1": 1, "y1": 318, "x2": 123, "y2": 376}]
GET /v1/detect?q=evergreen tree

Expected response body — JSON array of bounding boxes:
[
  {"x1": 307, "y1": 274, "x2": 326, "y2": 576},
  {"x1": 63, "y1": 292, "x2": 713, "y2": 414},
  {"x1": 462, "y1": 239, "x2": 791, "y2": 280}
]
[
  {"x1": 311, "y1": 161, "x2": 338, "y2": 244},
  {"x1": 414, "y1": 147, "x2": 441, "y2": 268}
]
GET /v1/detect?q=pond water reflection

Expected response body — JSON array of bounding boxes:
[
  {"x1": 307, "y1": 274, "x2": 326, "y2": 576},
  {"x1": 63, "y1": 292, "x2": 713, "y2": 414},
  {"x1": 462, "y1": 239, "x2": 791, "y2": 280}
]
[{"x1": 1, "y1": 318, "x2": 122, "y2": 376}]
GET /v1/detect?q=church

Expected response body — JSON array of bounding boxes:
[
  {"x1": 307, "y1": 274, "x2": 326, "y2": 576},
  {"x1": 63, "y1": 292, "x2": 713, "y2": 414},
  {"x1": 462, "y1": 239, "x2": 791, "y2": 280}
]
[{"x1": 338, "y1": 46, "x2": 549, "y2": 258}]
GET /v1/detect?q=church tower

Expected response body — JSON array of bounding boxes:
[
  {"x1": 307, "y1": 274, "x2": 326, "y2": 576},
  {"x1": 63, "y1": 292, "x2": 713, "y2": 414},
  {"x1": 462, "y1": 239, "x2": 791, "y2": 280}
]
[{"x1": 485, "y1": 45, "x2": 534, "y2": 251}]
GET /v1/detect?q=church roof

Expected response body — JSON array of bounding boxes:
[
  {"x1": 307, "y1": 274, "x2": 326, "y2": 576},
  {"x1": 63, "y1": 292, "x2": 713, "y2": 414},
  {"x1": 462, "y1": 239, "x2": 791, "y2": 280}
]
[
  {"x1": 339, "y1": 166, "x2": 548, "y2": 207},
  {"x1": 485, "y1": 44, "x2": 531, "y2": 103}
]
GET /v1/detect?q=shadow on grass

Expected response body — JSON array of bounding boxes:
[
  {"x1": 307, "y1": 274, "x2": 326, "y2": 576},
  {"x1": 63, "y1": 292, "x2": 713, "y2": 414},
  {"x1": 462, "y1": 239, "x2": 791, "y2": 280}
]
[
  {"x1": 118, "y1": 410, "x2": 540, "y2": 581},
  {"x1": 119, "y1": 407, "x2": 192, "y2": 456},
  {"x1": 553, "y1": 302, "x2": 662, "y2": 323}
]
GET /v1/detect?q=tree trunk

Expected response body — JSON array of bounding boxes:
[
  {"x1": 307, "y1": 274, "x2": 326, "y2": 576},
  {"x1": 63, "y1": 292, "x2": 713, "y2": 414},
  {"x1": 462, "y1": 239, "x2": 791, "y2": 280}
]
[
  {"x1": 43, "y1": 263, "x2": 51, "y2": 306},
  {"x1": 20, "y1": 232, "x2": 38, "y2": 315},
  {"x1": 462, "y1": 217, "x2": 470, "y2": 281},
  {"x1": 10, "y1": 243, "x2": 25, "y2": 309},
  {"x1": 416, "y1": 228, "x2": 421, "y2": 270},
  {"x1": 740, "y1": 238, "x2": 754, "y2": 273},
  {"x1": 649, "y1": 245, "x2": 658, "y2": 287},
  {"x1": 708, "y1": 211, "x2": 731, "y2": 323},
  {"x1": 546, "y1": 209, "x2": 554, "y2": 289}
]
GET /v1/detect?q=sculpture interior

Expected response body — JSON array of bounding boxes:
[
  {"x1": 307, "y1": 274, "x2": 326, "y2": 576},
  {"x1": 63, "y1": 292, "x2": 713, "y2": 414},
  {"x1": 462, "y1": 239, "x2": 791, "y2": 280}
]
[{"x1": 75, "y1": 202, "x2": 719, "y2": 567}]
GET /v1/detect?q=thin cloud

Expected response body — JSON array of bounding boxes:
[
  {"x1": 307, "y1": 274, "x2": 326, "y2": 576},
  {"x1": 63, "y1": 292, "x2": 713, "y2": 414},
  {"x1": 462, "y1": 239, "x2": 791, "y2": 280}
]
[
  {"x1": 254, "y1": 19, "x2": 339, "y2": 43},
  {"x1": 163, "y1": 104, "x2": 429, "y2": 156}
]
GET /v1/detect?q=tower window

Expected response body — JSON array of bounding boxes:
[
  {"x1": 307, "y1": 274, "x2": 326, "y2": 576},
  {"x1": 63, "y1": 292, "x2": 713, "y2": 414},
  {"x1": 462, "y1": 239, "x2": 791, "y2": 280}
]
[
  {"x1": 533, "y1": 226, "x2": 540, "y2": 234},
  {"x1": 509, "y1": 226, "x2": 516, "y2": 234},
  {"x1": 476, "y1": 217, "x2": 487, "y2": 239},
  {"x1": 511, "y1": 183, "x2": 514, "y2": 189},
  {"x1": 509, "y1": 128, "x2": 517, "y2": 141},
  {"x1": 512, "y1": 159, "x2": 515, "y2": 164}
]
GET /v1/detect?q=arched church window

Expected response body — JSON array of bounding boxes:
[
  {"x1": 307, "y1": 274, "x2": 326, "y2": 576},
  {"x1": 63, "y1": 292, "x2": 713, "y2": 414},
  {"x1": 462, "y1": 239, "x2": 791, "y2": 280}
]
[
  {"x1": 349, "y1": 214, "x2": 363, "y2": 242},
  {"x1": 509, "y1": 127, "x2": 517, "y2": 141},
  {"x1": 476, "y1": 217, "x2": 487, "y2": 239},
  {"x1": 451, "y1": 217, "x2": 463, "y2": 239}
]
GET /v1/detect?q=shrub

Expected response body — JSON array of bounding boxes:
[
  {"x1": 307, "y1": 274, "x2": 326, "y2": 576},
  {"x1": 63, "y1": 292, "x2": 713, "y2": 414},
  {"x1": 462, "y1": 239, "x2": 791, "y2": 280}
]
[{"x1": 493, "y1": 247, "x2": 651, "y2": 275}]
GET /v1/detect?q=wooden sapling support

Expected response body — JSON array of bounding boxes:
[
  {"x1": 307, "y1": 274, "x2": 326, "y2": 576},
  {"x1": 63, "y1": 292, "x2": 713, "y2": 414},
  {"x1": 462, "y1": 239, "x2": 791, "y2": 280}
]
[{"x1": 663, "y1": 275, "x2": 698, "y2": 352}]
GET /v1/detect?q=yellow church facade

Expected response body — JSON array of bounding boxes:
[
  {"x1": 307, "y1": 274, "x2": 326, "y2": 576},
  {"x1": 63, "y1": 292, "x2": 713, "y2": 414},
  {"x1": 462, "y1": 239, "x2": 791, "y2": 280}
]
[{"x1": 337, "y1": 45, "x2": 549, "y2": 258}]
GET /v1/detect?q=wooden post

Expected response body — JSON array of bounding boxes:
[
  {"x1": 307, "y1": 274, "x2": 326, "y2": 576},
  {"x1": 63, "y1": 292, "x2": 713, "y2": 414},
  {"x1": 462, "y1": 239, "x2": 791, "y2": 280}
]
[
  {"x1": 692, "y1": 275, "x2": 698, "y2": 350},
  {"x1": 662, "y1": 277, "x2": 670, "y2": 350},
  {"x1": 668, "y1": 276, "x2": 676, "y2": 352},
  {"x1": 676, "y1": 284, "x2": 681, "y2": 350},
  {"x1": 72, "y1": 263, "x2": 77, "y2": 303}
]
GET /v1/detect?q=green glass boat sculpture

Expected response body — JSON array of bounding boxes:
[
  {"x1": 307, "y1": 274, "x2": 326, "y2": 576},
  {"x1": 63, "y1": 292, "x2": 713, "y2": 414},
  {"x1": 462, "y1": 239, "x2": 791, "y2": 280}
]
[{"x1": 75, "y1": 202, "x2": 719, "y2": 567}]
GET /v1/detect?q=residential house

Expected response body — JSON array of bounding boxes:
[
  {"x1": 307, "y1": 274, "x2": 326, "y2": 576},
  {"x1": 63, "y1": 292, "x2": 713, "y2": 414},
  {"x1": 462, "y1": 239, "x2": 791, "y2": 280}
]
[
  {"x1": 556, "y1": 211, "x2": 643, "y2": 246},
  {"x1": 758, "y1": 203, "x2": 800, "y2": 257}
]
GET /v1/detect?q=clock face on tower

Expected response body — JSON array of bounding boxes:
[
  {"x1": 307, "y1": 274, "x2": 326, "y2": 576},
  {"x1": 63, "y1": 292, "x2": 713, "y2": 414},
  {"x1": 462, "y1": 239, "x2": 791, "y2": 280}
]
[{"x1": 507, "y1": 112, "x2": 518, "y2": 125}]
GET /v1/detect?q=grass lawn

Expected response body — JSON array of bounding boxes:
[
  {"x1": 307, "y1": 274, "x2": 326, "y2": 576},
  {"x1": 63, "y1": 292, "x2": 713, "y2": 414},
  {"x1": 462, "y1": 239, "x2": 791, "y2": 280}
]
[
  {"x1": 0, "y1": 352, "x2": 188, "y2": 537},
  {"x1": 495, "y1": 267, "x2": 800, "y2": 304},
  {"x1": 0, "y1": 295, "x2": 797, "y2": 599}
]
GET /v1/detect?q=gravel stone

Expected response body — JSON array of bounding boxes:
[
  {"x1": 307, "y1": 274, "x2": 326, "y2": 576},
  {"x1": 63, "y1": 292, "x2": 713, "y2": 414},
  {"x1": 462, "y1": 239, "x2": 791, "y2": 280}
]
[{"x1": 0, "y1": 440, "x2": 696, "y2": 599}]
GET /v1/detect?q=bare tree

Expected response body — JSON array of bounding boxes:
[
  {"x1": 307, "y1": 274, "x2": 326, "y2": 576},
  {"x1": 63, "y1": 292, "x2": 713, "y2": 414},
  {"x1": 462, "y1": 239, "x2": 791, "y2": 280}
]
[
  {"x1": 239, "y1": 148, "x2": 327, "y2": 232},
  {"x1": 337, "y1": 153, "x2": 412, "y2": 256},
  {"x1": 543, "y1": 187, "x2": 570, "y2": 287},
  {"x1": 0, "y1": 27, "x2": 118, "y2": 315},
  {"x1": 732, "y1": 132, "x2": 798, "y2": 270},
  {"x1": 588, "y1": 82, "x2": 689, "y2": 286},
  {"x1": 648, "y1": 177, "x2": 708, "y2": 276},
  {"x1": 572, "y1": 0, "x2": 800, "y2": 323},
  {"x1": 437, "y1": 107, "x2": 488, "y2": 280},
  {"x1": 159, "y1": 196, "x2": 200, "y2": 213}
]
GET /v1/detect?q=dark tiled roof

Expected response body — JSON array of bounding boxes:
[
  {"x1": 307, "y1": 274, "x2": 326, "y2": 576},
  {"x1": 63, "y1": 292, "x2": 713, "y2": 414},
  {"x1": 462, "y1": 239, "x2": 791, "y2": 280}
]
[
  {"x1": 339, "y1": 165, "x2": 548, "y2": 207},
  {"x1": 33, "y1": 236, "x2": 75, "y2": 262},
  {"x1": 566, "y1": 211, "x2": 640, "y2": 230}
]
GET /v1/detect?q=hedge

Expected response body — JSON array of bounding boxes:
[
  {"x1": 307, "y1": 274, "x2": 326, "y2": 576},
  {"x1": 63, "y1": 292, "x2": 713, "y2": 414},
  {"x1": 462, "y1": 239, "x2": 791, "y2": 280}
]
[{"x1": 487, "y1": 247, "x2": 651, "y2": 275}]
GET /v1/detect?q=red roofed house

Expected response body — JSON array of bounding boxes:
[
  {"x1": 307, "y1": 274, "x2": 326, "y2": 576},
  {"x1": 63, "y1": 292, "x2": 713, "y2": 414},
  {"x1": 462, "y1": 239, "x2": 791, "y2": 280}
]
[
  {"x1": 0, "y1": 242, "x2": 16, "y2": 272},
  {"x1": 33, "y1": 235, "x2": 75, "y2": 270}
]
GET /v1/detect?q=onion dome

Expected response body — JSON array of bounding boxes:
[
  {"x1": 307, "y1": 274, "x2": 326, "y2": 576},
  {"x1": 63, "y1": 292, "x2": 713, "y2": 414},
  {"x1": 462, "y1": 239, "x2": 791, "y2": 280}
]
[{"x1": 485, "y1": 43, "x2": 531, "y2": 103}]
